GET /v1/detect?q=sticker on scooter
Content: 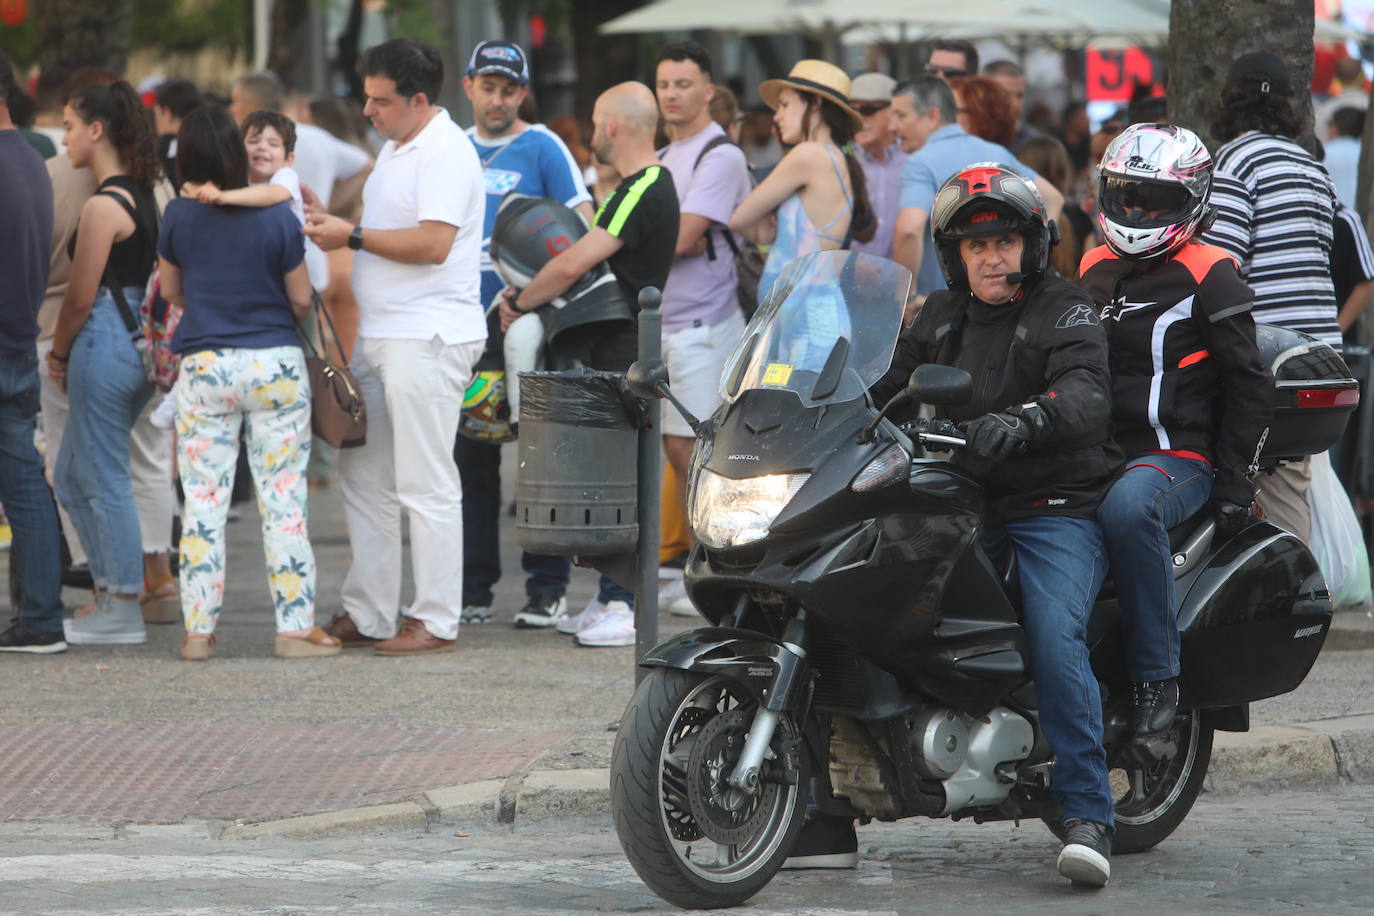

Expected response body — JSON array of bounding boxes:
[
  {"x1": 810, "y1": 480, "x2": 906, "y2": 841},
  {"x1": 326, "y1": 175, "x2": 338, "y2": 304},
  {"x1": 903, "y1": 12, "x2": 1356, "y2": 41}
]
[
  {"x1": 1293, "y1": 624, "x2": 1323, "y2": 639},
  {"x1": 762, "y1": 363, "x2": 794, "y2": 385}
]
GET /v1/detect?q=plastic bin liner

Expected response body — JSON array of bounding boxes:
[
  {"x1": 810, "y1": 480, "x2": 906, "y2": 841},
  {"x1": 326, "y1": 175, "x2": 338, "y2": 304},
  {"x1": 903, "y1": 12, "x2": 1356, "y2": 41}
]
[{"x1": 518, "y1": 368, "x2": 647, "y2": 430}]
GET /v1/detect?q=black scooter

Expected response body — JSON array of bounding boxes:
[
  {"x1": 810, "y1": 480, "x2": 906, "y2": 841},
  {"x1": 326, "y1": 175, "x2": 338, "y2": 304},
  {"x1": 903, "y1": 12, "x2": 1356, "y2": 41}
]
[{"x1": 609, "y1": 250, "x2": 1353, "y2": 910}]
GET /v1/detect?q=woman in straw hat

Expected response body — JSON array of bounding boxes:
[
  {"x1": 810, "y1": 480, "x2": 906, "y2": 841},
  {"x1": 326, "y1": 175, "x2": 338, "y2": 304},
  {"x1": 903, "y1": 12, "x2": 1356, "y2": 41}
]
[{"x1": 729, "y1": 60, "x2": 876, "y2": 297}]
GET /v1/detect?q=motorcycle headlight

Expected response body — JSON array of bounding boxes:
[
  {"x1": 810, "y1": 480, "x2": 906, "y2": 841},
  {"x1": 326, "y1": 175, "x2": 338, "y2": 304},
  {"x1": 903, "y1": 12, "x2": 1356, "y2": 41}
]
[{"x1": 689, "y1": 468, "x2": 811, "y2": 549}]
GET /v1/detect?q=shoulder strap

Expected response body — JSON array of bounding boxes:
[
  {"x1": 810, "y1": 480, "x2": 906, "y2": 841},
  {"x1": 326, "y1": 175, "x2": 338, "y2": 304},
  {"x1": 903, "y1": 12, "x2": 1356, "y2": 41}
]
[
  {"x1": 93, "y1": 189, "x2": 156, "y2": 338},
  {"x1": 693, "y1": 134, "x2": 734, "y2": 171}
]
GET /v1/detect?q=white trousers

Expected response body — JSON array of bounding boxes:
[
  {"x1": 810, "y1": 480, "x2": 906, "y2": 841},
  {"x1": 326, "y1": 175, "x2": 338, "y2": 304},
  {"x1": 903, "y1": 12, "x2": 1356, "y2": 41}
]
[
  {"x1": 339, "y1": 336, "x2": 481, "y2": 640},
  {"x1": 37, "y1": 339, "x2": 176, "y2": 561}
]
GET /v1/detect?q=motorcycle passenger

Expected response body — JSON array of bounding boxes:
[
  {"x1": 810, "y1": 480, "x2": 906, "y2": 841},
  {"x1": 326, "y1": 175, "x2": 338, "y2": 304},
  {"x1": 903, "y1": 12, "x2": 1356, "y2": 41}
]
[
  {"x1": 872, "y1": 163, "x2": 1122, "y2": 887},
  {"x1": 1078, "y1": 124, "x2": 1272, "y2": 740}
]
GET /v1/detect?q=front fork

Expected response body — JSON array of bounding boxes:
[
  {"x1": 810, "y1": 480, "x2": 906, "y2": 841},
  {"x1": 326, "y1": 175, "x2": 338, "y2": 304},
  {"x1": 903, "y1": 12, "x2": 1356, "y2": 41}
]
[{"x1": 728, "y1": 614, "x2": 809, "y2": 791}]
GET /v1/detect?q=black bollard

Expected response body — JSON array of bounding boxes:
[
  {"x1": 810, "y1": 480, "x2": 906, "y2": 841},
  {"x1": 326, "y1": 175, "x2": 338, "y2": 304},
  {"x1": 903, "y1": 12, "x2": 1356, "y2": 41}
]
[{"x1": 634, "y1": 287, "x2": 662, "y2": 682}]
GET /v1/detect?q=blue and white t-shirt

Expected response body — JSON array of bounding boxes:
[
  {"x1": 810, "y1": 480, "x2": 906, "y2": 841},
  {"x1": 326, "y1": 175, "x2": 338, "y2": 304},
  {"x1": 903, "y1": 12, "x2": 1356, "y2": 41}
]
[{"x1": 466, "y1": 124, "x2": 592, "y2": 309}]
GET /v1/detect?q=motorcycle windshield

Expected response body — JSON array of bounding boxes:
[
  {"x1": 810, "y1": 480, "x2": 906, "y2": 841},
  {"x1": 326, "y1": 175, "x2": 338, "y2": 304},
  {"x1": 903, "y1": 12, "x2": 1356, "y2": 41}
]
[{"x1": 720, "y1": 250, "x2": 912, "y2": 407}]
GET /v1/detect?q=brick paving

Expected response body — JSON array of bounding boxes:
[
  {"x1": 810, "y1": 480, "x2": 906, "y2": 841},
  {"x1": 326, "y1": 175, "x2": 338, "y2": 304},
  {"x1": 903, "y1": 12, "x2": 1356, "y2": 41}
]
[{"x1": 0, "y1": 724, "x2": 567, "y2": 823}]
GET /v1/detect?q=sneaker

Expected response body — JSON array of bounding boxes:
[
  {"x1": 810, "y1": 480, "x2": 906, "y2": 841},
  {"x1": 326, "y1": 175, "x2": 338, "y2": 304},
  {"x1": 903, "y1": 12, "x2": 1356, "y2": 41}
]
[
  {"x1": 0, "y1": 623, "x2": 67, "y2": 654},
  {"x1": 575, "y1": 601, "x2": 635, "y2": 647},
  {"x1": 782, "y1": 813, "x2": 858, "y2": 869},
  {"x1": 63, "y1": 595, "x2": 147, "y2": 646},
  {"x1": 658, "y1": 575, "x2": 687, "y2": 606},
  {"x1": 1056, "y1": 818, "x2": 1112, "y2": 887},
  {"x1": 462, "y1": 604, "x2": 494, "y2": 624},
  {"x1": 513, "y1": 594, "x2": 569, "y2": 629},
  {"x1": 1131, "y1": 677, "x2": 1179, "y2": 737},
  {"x1": 555, "y1": 596, "x2": 608, "y2": 635}
]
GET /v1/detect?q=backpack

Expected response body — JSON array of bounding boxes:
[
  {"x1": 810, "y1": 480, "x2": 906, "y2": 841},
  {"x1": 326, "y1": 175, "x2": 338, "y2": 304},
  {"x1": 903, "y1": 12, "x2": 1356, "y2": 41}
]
[
  {"x1": 97, "y1": 189, "x2": 181, "y2": 390},
  {"x1": 687, "y1": 135, "x2": 766, "y2": 318}
]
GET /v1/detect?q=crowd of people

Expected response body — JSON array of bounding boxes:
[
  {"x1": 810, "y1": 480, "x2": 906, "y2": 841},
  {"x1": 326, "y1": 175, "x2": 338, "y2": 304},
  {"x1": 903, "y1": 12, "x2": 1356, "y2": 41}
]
[{"x1": 0, "y1": 23, "x2": 1370, "y2": 894}]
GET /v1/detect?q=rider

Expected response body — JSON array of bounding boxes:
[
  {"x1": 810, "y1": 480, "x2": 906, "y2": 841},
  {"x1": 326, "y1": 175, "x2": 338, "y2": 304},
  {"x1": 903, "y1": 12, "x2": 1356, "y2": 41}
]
[
  {"x1": 1079, "y1": 124, "x2": 1272, "y2": 740},
  {"x1": 872, "y1": 163, "x2": 1122, "y2": 887}
]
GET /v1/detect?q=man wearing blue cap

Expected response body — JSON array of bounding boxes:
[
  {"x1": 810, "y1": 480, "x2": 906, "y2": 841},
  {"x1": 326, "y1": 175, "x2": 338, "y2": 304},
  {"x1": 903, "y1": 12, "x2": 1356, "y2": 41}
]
[{"x1": 455, "y1": 39, "x2": 595, "y2": 630}]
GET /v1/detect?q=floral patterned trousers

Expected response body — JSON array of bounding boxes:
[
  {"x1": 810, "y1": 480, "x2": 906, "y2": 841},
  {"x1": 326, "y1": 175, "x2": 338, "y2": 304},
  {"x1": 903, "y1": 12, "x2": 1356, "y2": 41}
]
[{"x1": 175, "y1": 346, "x2": 316, "y2": 635}]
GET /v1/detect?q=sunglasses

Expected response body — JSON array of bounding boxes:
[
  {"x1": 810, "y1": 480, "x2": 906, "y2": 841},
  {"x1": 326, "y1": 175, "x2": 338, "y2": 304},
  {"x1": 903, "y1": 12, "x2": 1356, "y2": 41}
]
[
  {"x1": 853, "y1": 102, "x2": 890, "y2": 117},
  {"x1": 926, "y1": 64, "x2": 970, "y2": 79}
]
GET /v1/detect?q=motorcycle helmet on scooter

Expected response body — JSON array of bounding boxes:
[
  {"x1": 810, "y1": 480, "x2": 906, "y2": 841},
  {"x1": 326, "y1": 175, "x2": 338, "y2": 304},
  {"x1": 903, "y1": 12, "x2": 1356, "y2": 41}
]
[
  {"x1": 1096, "y1": 123, "x2": 1215, "y2": 260},
  {"x1": 931, "y1": 163, "x2": 1055, "y2": 293}
]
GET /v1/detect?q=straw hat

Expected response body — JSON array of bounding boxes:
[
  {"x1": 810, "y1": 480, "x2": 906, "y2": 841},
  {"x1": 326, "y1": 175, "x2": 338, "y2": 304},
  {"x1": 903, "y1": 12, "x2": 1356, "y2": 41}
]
[{"x1": 759, "y1": 60, "x2": 864, "y2": 132}]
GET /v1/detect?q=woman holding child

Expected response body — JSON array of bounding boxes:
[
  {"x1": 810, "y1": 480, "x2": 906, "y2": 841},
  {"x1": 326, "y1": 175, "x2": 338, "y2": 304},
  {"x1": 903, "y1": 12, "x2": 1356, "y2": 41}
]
[{"x1": 158, "y1": 105, "x2": 338, "y2": 660}]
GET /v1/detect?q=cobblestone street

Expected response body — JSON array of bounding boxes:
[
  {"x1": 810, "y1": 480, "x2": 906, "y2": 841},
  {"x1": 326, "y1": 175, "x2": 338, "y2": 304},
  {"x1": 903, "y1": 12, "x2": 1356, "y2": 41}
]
[{"x1": 4, "y1": 785, "x2": 1374, "y2": 913}]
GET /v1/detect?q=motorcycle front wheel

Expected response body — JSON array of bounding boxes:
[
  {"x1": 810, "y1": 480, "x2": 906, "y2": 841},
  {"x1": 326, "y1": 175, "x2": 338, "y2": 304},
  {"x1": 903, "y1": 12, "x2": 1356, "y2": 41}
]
[
  {"x1": 1043, "y1": 713, "x2": 1214, "y2": 854},
  {"x1": 610, "y1": 668, "x2": 808, "y2": 910}
]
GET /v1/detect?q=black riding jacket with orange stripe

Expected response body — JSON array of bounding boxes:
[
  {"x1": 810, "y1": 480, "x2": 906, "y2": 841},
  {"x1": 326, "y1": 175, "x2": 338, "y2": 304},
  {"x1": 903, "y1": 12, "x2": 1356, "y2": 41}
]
[{"x1": 1078, "y1": 242, "x2": 1274, "y2": 506}]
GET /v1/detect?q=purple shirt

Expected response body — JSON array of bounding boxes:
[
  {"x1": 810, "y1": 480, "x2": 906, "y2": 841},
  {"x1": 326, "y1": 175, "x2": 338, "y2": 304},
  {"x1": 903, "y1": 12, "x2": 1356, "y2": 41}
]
[
  {"x1": 659, "y1": 122, "x2": 753, "y2": 330},
  {"x1": 851, "y1": 140, "x2": 907, "y2": 259}
]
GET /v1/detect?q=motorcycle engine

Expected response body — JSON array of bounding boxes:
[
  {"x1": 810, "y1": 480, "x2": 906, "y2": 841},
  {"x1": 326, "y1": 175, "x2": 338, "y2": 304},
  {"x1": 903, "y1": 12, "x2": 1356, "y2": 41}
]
[{"x1": 828, "y1": 706, "x2": 1035, "y2": 818}]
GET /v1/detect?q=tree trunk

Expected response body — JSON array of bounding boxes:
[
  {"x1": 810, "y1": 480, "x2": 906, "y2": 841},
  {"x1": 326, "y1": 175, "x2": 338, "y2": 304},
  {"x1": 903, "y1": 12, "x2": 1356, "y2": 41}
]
[
  {"x1": 37, "y1": 0, "x2": 131, "y2": 74},
  {"x1": 569, "y1": 0, "x2": 642, "y2": 119},
  {"x1": 266, "y1": 0, "x2": 311, "y2": 91},
  {"x1": 1167, "y1": 0, "x2": 1315, "y2": 154}
]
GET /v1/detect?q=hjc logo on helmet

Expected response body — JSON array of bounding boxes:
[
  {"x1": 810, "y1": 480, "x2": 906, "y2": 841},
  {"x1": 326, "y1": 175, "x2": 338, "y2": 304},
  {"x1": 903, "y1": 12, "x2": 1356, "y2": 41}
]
[{"x1": 1123, "y1": 155, "x2": 1160, "y2": 174}]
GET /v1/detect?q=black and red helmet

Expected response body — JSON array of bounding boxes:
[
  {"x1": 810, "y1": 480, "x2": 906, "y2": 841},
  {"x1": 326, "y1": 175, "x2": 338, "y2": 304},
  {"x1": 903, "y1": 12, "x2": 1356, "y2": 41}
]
[{"x1": 931, "y1": 162, "x2": 1056, "y2": 293}]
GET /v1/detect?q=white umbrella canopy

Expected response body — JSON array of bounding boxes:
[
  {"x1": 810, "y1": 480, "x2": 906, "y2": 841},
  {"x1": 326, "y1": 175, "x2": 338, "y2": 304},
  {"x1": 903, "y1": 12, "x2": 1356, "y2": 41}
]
[{"x1": 600, "y1": 0, "x2": 1361, "y2": 42}]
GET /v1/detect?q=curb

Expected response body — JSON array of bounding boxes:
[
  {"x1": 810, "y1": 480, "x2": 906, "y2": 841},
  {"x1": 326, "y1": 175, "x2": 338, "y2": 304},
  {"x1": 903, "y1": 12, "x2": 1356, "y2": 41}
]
[{"x1": 215, "y1": 720, "x2": 1374, "y2": 840}]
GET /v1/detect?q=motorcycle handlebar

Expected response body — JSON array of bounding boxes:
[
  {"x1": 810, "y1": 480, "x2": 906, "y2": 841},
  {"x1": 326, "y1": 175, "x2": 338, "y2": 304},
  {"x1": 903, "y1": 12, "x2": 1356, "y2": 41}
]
[{"x1": 899, "y1": 417, "x2": 967, "y2": 448}]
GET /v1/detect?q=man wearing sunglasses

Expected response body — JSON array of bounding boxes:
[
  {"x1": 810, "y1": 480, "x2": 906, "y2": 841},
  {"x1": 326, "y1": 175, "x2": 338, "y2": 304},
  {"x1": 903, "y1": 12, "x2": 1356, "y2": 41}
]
[
  {"x1": 925, "y1": 39, "x2": 979, "y2": 84},
  {"x1": 850, "y1": 73, "x2": 908, "y2": 259}
]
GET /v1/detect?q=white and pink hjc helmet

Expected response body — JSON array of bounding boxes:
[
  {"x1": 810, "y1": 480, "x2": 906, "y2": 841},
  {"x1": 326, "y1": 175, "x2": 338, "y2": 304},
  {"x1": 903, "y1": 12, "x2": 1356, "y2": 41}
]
[{"x1": 1096, "y1": 123, "x2": 1215, "y2": 260}]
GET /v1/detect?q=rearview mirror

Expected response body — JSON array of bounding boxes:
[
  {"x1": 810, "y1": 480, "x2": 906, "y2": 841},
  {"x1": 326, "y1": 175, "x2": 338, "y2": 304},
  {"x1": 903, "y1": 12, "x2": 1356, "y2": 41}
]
[{"x1": 906, "y1": 364, "x2": 972, "y2": 406}]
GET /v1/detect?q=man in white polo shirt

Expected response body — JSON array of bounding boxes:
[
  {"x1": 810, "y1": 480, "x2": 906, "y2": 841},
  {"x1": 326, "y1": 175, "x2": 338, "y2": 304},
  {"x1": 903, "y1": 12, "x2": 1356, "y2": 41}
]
[{"x1": 306, "y1": 38, "x2": 485, "y2": 655}]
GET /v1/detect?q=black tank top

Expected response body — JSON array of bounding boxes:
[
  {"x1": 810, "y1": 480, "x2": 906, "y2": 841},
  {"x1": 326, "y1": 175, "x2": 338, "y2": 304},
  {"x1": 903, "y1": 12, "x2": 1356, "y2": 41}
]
[{"x1": 68, "y1": 175, "x2": 158, "y2": 289}]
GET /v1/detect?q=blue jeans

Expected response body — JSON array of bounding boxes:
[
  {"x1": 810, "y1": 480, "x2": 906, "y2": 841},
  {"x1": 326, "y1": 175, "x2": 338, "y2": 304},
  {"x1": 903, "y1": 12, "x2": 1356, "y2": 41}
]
[
  {"x1": 1098, "y1": 454, "x2": 1214, "y2": 682},
  {"x1": 0, "y1": 350, "x2": 64, "y2": 632},
  {"x1": 984, "y1": 516, "x2": 1113, "y2": 827},
  {"x1": 452, "y1": 434, "x2": 632, "y2": 608},
  {"x1": 55, "y1": 293, "x2": 152, "y2": 595}
]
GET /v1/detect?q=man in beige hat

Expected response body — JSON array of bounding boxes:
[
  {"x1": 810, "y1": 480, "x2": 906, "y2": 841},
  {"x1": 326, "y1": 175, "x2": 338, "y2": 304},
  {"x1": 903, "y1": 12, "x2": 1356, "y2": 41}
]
[{"x1": 849, "y1": 72, "x2": 907, "y2": 260}]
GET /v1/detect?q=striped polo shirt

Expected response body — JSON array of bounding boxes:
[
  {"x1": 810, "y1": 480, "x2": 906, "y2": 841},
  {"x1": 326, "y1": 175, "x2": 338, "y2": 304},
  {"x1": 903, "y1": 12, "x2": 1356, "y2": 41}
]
[{"x1": 1203, "y1": 130, "x2": 1340, "y2": 350}]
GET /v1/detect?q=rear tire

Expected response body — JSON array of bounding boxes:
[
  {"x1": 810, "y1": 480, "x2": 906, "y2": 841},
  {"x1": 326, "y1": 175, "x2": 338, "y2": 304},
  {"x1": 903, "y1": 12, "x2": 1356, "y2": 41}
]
[
  {"x1": 1043, "y1": 713, "x2": 1213, "y2": 854},
  {"x1": 610, "y1": 668, "x2": 808, "y2": 910}
]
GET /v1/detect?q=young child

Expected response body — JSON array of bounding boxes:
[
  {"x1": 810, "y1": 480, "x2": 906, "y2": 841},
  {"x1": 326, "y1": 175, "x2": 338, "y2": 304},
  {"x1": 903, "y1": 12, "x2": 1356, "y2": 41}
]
[{"x1": 151, "y1": 110, "x2": 307, "y2": 428}]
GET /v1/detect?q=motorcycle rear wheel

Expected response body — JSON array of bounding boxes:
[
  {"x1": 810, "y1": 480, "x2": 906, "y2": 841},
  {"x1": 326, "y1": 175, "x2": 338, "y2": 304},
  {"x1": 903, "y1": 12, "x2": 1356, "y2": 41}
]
[
  {"x1": 610, "y1": 668, "x2": 808, "y2": 910},
  {"x1": 1043, "y1": 713, "x2": 1213, "y2": 855}
]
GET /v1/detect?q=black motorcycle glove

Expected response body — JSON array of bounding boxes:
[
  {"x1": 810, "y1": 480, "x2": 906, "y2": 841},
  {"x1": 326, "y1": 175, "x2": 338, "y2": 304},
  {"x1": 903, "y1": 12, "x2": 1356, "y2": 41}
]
[
  {"x1": 965, "y1": 411, "x2": 1035, "y2": 462},
  {"x1": 1214, "y1": 500, "x2": 1253, "y2": 538}
]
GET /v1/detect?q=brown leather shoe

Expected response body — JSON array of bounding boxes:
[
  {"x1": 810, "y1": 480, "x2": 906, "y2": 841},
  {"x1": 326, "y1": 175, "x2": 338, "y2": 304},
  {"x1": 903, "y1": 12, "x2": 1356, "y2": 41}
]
[
  {"x1": 374, "y1": 618, "x2": 456, "y2": 656},
  {"x1": 324, "y1": 612, "x2": 382, "y2": 648}
]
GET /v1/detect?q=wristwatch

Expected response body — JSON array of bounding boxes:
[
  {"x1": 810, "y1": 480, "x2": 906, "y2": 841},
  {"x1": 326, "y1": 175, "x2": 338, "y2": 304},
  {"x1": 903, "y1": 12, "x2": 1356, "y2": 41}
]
[{"x1": 347, "y1": 225, "x2": 363, "y2": 251}]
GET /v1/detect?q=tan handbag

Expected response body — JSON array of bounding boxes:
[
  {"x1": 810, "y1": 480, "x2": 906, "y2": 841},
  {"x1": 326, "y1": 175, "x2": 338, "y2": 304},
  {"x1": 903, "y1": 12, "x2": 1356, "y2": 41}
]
[{"x1": 298, "y1": 297, "x2": 367, "y2": 448}]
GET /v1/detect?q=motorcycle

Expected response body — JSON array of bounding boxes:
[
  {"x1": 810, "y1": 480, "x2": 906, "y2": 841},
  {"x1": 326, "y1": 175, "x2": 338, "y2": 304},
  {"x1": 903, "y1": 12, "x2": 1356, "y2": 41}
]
[{"x1": 610, "y1": 250, "x2": 1351, "y2": 909}]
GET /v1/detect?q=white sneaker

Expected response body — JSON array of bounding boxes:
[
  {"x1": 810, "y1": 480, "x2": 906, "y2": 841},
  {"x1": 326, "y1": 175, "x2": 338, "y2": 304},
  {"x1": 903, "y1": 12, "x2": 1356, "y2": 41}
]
[
  {"x1": 575, "y1": 601, "x2": 635, "y2": 647},
  {"x1": 658, "y1": 576, "x2": 687, "y2": 606},
  {"x1": 668, "y1": 594, "x2": 699, "y2": 617},
  {"x1": 556, "y1": 596, "x2": 608, "y2": 635}
]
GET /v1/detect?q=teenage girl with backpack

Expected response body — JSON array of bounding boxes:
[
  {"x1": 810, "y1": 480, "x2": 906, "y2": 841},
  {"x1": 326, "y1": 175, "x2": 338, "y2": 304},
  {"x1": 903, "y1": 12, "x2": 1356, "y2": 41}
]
[{"x1": 45, "y1": 80, "x2": 160, "y2": 646}]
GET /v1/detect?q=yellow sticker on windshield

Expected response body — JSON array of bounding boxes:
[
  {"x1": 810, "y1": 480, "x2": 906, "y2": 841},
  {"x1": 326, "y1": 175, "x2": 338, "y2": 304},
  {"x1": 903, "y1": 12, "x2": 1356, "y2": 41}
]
[{"x1": 762, "y1": 363, "x2": 793, "y2": 386}]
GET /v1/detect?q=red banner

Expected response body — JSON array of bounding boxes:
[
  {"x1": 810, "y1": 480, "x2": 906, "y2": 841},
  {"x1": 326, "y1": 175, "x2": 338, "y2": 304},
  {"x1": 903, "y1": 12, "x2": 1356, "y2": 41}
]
[
  {"x1": 1085, "y1": 48, "x2": 1162, "y2": 103},
  {"x1": 0, "y1": 0, "x2": 26, "y2": 27}
]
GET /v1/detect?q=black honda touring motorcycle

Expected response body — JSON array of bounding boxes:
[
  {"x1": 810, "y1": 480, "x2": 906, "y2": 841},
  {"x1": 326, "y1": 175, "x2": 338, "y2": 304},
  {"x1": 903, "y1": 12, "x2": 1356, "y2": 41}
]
[{"x1": 609, "y1": 250, "x2": 1354, "y2": 910}]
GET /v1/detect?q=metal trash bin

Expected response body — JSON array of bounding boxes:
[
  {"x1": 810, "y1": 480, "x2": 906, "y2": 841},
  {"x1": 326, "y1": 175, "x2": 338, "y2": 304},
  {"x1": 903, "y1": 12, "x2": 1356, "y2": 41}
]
[{"x1": 515, "y1": 369, "x2": 644, "y2": 556}]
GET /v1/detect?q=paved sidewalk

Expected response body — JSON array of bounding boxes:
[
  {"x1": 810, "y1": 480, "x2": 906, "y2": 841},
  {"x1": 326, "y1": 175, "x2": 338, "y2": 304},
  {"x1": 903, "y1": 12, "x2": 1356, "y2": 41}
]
[{"x1": 3, "y1": 446, "x2": 1374, "y2": 836}]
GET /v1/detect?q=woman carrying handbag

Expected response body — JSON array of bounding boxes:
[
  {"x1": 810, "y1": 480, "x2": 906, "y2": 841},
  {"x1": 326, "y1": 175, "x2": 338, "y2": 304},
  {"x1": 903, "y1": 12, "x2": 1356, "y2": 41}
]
[{"x1": 157, "y1": 105, "x2": 339, "y2": 661}]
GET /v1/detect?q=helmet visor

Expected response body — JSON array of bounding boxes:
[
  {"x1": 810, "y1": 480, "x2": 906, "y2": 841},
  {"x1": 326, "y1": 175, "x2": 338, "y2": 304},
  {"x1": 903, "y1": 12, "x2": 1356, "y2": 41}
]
[{"x1": 1100, "y1": 176, "x2": 1195, "y2": 229}]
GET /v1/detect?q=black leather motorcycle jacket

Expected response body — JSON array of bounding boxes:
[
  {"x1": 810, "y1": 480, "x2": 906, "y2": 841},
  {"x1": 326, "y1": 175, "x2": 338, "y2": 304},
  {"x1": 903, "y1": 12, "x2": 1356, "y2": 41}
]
[
  {"x1": 1078, "y1": 242, "x2": 1274, "y2": 507},
  {"x1": 873, "y1": 271, "x2": 1123, "y2": 523}
]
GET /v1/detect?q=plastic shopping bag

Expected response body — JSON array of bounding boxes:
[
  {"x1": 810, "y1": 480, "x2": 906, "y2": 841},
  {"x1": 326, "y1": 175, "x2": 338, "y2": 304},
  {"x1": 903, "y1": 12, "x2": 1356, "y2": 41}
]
[{"x1": 1307, "y1": 451, "x2": 1372, "y2": 608}]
